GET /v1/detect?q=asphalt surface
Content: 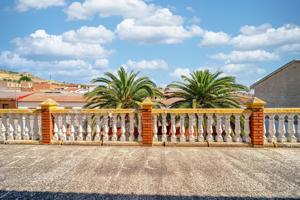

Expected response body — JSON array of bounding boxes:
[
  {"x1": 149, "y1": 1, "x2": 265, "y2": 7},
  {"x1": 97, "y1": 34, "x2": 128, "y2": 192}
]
[{"x1": 0, "y1": 145, "x2": 299, "y2": 199}]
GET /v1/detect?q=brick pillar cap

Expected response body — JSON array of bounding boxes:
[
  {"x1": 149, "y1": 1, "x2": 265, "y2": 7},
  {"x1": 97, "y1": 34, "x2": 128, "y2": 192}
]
[
  {"x1": 40, "y1": 98, "x2": 59, "y2": 108},
  {"x1": 246, "y1": 97, "x2": 266, "y2": 108},
  {"x1": 141, "y1": 97, "x2": 154, "y2": 107}
]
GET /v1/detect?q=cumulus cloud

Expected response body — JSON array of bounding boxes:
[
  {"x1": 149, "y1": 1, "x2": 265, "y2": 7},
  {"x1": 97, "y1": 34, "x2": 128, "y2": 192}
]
[
  {"x1": 16, "y1": 0, "x2": 65, "y2": 11},
  {"x1": 125, "y1": 59, "x2": 168, "y2": 70},
  {"x1": 13, "y1": 28, "x2": 112, "y2": 59},
  {"x1": 221, "y1": 63, "x2": 265, "y2": 75},
  {"x1": 66, "y1": 0, "x2": 202, "y2": 44},
  {"x1": 200, "y1": 31, "x2": 231, "y2": 46},
  {"x1": 94, "y1": 59, "x2": 109, "y2": 68},
  {"x1": 65, "y1": 0, "x2": 155, "y2": 20},
  {"x1": 0, "y1": 51, "x2": 104, "y2": 83},
  {"x1": 211, "y1": 50, "x2": 280, "y2": 63},
  {"x1": 116, "y1": 19, "x2": 201, "y2": 44},
  {"x1": 232, "y1": 24, "x2": 300, "y2": 50},
  {"x1": 62, "y1": 25, "x2": 114, "y2": 44},
  {"x1": 170, "y1": 68, "x2": 190, "y2": 78}
]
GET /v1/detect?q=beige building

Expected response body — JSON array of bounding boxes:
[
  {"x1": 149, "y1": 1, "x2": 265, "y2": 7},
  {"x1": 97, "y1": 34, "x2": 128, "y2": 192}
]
[{"x1": 250, "y1": 60, "x2": 300, "y2": 107}]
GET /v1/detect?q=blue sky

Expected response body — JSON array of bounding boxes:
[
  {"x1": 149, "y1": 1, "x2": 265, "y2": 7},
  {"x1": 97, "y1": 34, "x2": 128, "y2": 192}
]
[{"x1": 0, "y1": 0, "x2": 299, "y2": 86}]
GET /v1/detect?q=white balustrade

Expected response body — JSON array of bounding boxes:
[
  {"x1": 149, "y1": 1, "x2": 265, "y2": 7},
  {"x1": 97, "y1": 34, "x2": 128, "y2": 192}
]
[
  {"x1": 264, "y1": 112, "x2": 300, "y2": 144},
  {"x1": 0, "y1": 112, "x2": 40, "y2": 141}
]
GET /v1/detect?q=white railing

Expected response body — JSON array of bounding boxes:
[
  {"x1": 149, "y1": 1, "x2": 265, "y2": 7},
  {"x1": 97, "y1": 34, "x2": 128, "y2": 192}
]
[
  {"x1": 51, "y1": 109, "x2": 141, "y2": 142},
  {"x1": 264, "y1": 109, "x2": 300, "y2": 143},
  {"x1": 152, "y1": 109, "x2": 251, "y2": 143},
  {"x1": 0, "y1": 110, "x2": 41, "y2": 141}
]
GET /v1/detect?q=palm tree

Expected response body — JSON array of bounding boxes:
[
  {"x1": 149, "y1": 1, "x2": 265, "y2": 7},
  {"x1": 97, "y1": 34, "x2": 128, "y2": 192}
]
[
  {"x1": 166, "y1": 70, "x2": 248, "y2": 108},
  {"x1": 84, "y1": 67, "x2": 162, "y2": 109},
  {"x1": 18, "y1": 75, "x2": 32, "y2": 83}
]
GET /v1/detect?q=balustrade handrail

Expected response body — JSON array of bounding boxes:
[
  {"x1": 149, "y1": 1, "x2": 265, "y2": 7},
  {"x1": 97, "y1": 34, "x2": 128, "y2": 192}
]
[
  {"x1": 152, "y1": 108, "x2": 252, "y2": 114},
  {"x1": 0, "y1": 109, "x2": 39, "y2": 114},
  {"x1": 264, "y1": 108, "x2": 300, "y2": 114},
  {"x1": 50, "y1": 108, "x2": 136, "y2": 114}
]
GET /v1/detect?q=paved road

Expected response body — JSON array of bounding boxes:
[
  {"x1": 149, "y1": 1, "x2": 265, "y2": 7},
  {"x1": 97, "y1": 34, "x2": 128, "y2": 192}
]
[{"x1": 0, "y1": 145, "x2": 299, "y2": 199}]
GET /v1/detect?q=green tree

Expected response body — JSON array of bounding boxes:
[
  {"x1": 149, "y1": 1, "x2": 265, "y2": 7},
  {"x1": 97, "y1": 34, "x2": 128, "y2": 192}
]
[
  {"x1": 84, "y1": 67, "x2": 162, "y2": 109},
  {"x1": 18, "y1": 75, "x2": 32, "y2": 83},
  {"x1": 166, "y1": 70, "x2": 248, "y2": 108}
]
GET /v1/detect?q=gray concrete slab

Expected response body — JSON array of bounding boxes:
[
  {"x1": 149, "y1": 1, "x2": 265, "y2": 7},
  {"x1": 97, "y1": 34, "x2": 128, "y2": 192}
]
[{"x1": 0, "y1": 145, "x2": 299, "y2": 199}]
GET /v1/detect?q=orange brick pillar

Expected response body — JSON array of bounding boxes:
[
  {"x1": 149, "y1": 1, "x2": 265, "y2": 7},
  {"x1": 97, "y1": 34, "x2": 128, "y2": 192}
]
[
  {"x1": 246, "y1": 97, "x2": 266, "y2": 147},
  {"x1": 40, "y1": 99, "x2": 58, "y2": 144},
  {"x1": 141, "y1": 97, "x2": 153, "y2": 146}
]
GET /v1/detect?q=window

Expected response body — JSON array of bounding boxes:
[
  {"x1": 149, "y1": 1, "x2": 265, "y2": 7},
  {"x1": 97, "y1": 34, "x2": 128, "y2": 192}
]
[{"x1": 2, "y1": 104, "x2": 9, "y2": 109}]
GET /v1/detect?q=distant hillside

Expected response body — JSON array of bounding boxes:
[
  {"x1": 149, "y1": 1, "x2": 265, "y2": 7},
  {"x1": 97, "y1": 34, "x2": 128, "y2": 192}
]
[{"x1": 0, "y1": 69, "x2": 45, "y2": 82}]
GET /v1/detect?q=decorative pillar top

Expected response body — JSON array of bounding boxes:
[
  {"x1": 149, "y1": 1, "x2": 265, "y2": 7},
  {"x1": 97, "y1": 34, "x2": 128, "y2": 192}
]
[
  {"x1": 141, "y1": 97, "x2": 154, "y2": 109},
  {"x1": 40, "y1": 98, "x2": 59, "y2": 109},
  {"x1": 246, "y1": 97, "x2": 266, "y2": 109}
]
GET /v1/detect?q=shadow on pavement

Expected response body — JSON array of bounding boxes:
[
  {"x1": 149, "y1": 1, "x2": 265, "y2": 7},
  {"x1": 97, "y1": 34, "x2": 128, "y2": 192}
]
[{"x1": 0, "y1": 190, "x2": 297, "y2": 200}]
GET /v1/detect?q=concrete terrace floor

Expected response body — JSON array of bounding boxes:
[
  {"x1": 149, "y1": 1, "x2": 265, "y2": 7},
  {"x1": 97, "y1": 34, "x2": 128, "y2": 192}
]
[{"x1": 0, "y1": 145, "x2": 299, "y2": 200}]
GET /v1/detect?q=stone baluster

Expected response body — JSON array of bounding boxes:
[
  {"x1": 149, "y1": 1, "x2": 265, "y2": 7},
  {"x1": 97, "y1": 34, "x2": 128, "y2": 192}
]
[
  {"x1": 267, "y1": 114, "x2": 276, "y2": 143},
  {"x1": 197, "y1": 114, "x2": 204, "y2": 142},
  {"x1": 57, "y1": 114, "x2": 63, "y2": 141},
  {"x1": 53, "y1": 115, "x2": 59, "y2": 141},
  {"x1": 61, "y1": 115, "x2": 67, "y2": 141},
  {"x1": 161, "y1": 114, "x2": 167, "y2": 142},
  {"x1": 7, "y1": 114, "x2": 14, "y2": 140},
  {"x1": 37, "y1": 114, "x2": 41, "y2": 139},
  {"x1": 224, "y1": 114, "x2": 232, "y2": 142},
  {"x1": 297, "y1": 115, "x2": 300, "y2": 142},
  {"x1": 0, "y1": 115, "x2": 6, "y2": 141},
  {"x1": 33, "y1": 114, "x2": 39, "y2": 140},
  {"x1": 287, "y1": 114, "x2": 297, "y2": 142},
  {"x1": 111, "y1": 114, "x2": 118, "y2": 141},
  {"x1": 103, "y1": 115, "x2": 109, "y2": 141},
  {"x1": 13, "y1": 114, "x2": 18, "y2": 140},
  {"x1": 277, "y1": 115, "x2": 287, "y2": 143},
  {"x1": 85, "y1": 114, "x2": 92, "y2": 141},
  {"x1": 206, "y1": 114, "x2": 214, "y2": 142},
  {"x1": 77, "y1": 114, "x2": 83, "y2": 141},
  {"x1": 233, "y1": 114, "x2": 242, "y2": 142},
  {"x1": 215, "y1": 114, "x2": 223, "y2": 142},
  {"x1": 170, "y1": 114, "x2": 177, "y2": 142},
  {"x1": 179, "y1": 114, "x2": 186, "y2": 142},
  {"x1": 120, "y1": 114, "x2": 126, "y2": 141},
  {"x1": 28, "y1": 114, "x2": 34, "y2": 140},
  {"x1": 94, "y1": 115, "x2": 101, "y2": 141},
  {"x1": 22, "y1": 114, "x2": 29, "y2": 140},
  {"x1": 138, "y1": 113, "x2": 142, "y2": 142},
  {"x1": 152, "y1": 114, "x2": 158, "y2": 141},
  {"x1": 188, "y1": 114, "x2": 195, "y2": 142},
  {"x1": 243, "y1": 114, "x2": 251, "y2": 143},
  {"x1": 15, "y1": 114, "x2": 22, "y2": 140},
  {"x1": 68, "y1": 114, "x2": 75, "y2": 141},
  {"x1": 129, "y1": 113, "x2": 135, "y2": 141}
]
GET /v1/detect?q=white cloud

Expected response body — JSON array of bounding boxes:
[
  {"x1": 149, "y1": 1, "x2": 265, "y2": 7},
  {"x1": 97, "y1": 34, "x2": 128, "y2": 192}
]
[
  {"x1": 16, "y1": 0, "x2": 65, "y2": 12},
  {"x1": 239, "y1": 24, "x2": 272, "y2": 35},
  {"x1": 211, "y1": 50, "x2": 280, "y2": 63},
  {"x1": 62, "y1": 25, "x2": 114, "y2": 44},
  {"x1": 66, "y1": 0, "x2": 202, "y2": 44},
  {"x1": 125, "y1": 59, "x2": 168, "y2": 70},
  {"x1": 200, "y1": 31, "x2": 231, "y2": 46},
  {"x1": 170, "y1": 68, "x2": 190, "y2": 78},
  {"x1": 13, "y1": 28, "x2": 112, "y2": 59},
  {"x1": 186, "y1": 6, "x2": 194, "y2": 12},
  {"x1": 65, "y1": 0, "x2": 155, "y2": 20},
  {"x1": 221, "y1": 63, "x2": 266, "y2": 75},
  {"x1": 94, "y1": 59, "x2": 109, "y2": 68},
  {"x1": 0, "y1": 51, "x2": 104, "y2": 83},
  {"x1": 232, "y1": 24, "x2": 300, "y2": 50},
  {"x1": 116, "y1": 18, "x2": 202, "y2": 44}
]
